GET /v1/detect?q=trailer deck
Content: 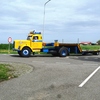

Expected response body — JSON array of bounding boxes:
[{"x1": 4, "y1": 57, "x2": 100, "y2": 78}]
[{"x1": 42, "y1": 42, "x2": 100, "y2": 56}]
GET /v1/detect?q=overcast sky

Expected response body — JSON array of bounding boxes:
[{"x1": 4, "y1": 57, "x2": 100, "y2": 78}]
[{"x1": 0, "y1": 0, "x2": 100, "y2": 43}]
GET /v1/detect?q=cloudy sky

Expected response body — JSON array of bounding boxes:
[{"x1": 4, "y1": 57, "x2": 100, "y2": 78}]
[{"x1": 0, "y1": 0, "x2": 100, "y2": 43}]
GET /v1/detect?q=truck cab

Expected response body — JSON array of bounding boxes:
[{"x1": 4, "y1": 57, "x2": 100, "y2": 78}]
[
  {"x1": 27, "y1": 31, "x2": 43, "y2": 51},
  {"x1": 13, "y1": 30, "x2": 43, "y2": 57}
]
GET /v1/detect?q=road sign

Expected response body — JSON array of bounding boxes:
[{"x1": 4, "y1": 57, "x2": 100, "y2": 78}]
[{"x1": 8, "y1": 37, "x2": 12, "y2": 43}]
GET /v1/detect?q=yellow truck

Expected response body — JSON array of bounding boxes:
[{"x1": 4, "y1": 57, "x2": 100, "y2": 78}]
[{"x1": 13, "y1": 30, "x2": 99, "y2": 57}]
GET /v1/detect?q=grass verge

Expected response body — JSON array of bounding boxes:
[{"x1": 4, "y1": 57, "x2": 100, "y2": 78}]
[
  {"x1": 80, "y1": 45, "x2": 100, "y2": 50},
  {"x1": 0, "y1": 49, "x2": 17, "y2": 54},
  {"x1": 0, "y1": 64, "x2": 16, "y2": 82},
  {"x1": 0, "y1": 45, "x2": 100, "y2": 54}
]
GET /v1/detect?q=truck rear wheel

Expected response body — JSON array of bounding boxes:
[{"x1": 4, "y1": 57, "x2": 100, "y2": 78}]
[
  {"x1": 59, "y1": 47, "x2": 68, "y2": 57},
  {"x1": 21, "y1": 48, "x2": 31, "y2": 57}
]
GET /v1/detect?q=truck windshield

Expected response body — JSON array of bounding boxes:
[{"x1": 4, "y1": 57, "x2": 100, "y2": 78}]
[{"x1": 27, "y1": 36, "x2": 32, "y2": 40}]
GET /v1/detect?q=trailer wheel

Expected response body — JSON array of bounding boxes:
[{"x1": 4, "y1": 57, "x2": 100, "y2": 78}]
[
  {"x1": 21, "y1": 48, "x2": 31, "y2": 57},
  {"x1": 59, "y1": 47, "x2": 68, "y2": 57},
  {"x1": 93, "y1": 52, "x2": 99, "y2": 55},
  {"x1": 82, "y1": 52, "x2": 87, "y2": 55}
]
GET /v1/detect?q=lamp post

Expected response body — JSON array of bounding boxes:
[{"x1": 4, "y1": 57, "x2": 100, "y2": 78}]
[{"x1": 43, "y1": 0, "x2": 51, "y2": 41}]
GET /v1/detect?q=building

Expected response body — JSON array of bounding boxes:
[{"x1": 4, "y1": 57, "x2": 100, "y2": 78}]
[{"x1": 80, "y1": 42, "x2": 91, "y2": 45}]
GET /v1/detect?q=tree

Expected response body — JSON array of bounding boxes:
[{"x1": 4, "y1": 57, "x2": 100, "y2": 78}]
[{"x1": 97, "y1": 40, "x2": 100, "y2": 45}]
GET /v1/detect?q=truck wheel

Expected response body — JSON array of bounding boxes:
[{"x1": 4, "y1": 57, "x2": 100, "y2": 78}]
[
  {"x1": 93, "y1": 52, "x2": 99, "y2": 55},
  {"x1": 59, "y1": 47, "x2": 68, "y2": 57},
  {"x1": 21, "y1": 48, "x2": 31, "y2": 57},
  {"x1": 82, "y1": 52, "x2": 87, "y2": 55}
]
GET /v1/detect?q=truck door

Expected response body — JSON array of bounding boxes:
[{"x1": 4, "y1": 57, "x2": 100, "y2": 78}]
[{"x1": 32, "y1": 36, "x2": 42, "y2": 50}]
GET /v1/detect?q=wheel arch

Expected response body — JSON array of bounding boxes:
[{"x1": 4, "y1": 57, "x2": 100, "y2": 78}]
[
  {"x1": 59, "y1": 46, "x2": 69, "y2": 52},
  {"x1": 22, "y1": 46, "x2": 32, "y2": 52}
]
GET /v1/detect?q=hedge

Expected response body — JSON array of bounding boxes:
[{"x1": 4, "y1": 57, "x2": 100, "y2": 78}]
[{"x1": 0, "y1": 44, "x2": 13, "y2": 50}]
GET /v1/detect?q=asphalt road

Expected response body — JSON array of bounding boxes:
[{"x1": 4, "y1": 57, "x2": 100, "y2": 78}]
[{"x1": 0, "y1": 54, "x2": 100, "y2": 100}]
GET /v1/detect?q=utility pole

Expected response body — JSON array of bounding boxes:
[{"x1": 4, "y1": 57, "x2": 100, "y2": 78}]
[{"x1": 43, "y1": 0, "x2": 51, "y2": 41}]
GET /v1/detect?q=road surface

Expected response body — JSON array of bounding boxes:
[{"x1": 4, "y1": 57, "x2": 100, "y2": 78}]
[{"x1": 0, "y1": 54, "x2": 100, "y2": 100}]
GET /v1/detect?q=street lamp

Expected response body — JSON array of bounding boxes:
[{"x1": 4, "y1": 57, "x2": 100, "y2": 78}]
[{"x1": 43, "y1": 0, "x2": 51, "y2": 41}]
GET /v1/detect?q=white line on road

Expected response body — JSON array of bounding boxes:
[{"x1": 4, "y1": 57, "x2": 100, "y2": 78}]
[
  {"x1": 94, "y1": 58, "x2": 98, "y2": 59},
  {"x1": 84, "y1": 57, "x2": 88, "y2": 59},
  {"x1": 56, "y1": 62, "x2": 70, "y2": 64},
  {"x1": 82, "y1": 63, "x2": 98, "y2": 66},
  {"x1": 79, "y1": 66, "x2": 100, "y2": 88}
]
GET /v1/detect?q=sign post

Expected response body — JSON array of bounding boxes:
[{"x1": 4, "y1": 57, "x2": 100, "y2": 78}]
[{"x1": 8, "y1": 37, "x2": 12, "y2": 54}]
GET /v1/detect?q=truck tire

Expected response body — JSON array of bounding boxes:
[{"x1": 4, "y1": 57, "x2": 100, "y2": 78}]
[
  {"x1": 93, "y1": 52, "x2": 99, "y2": 55},
  {"x1": 21, "y1": 48, "x2": 31, "y2": 57},
  {"x1": 82, "y1": 52, "x2": 87, "y2": 55},
  {"x1": 59, "y1": 47, "x2": 68, "y2": 57}
]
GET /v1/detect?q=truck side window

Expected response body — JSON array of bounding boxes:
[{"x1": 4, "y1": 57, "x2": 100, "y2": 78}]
[
  {"x1": 33, "y1": 36, "x2": 38, "y2": 42},
  {"x1": 33, "y1": 36, "x2": 38, "y2": 40}
]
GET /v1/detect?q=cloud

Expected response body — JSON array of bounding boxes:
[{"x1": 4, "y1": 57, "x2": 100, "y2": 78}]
[{"x1": 0, "y1": 0, "x2": 100, "y2": 43}]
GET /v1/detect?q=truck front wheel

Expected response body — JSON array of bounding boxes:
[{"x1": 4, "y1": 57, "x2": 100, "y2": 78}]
[
  {"x1": 59, "y1": 47, "x2": 68, "y2": 57},
  {"x1": 21, "y1": 48, "x2": 31, "y2": 57}
]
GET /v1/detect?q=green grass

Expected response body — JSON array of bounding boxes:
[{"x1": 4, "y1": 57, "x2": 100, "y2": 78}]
[
  {"x1": 0, "y1": 45, "x2": 100, "y2": 54},
  {"x1": 0, "y1": 49, "x2": 17, "y2": 54},
  {"x1": 0, "y1": 64, "x2": 12, "y2": 81},
  {"x1": 80, "y1": 45, "x2": 100, "y2": 50}
]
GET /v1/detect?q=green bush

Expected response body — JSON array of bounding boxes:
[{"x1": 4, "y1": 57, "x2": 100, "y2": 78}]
[{"x1": 0, "y1": 44, "x2": 13, "y2": 50}]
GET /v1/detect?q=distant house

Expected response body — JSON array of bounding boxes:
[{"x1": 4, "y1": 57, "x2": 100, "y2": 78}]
[{"x1": 80, "y1": 42, "x2": 91, "y2": 45}]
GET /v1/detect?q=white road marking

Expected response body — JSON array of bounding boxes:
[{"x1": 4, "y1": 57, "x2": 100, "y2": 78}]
[
  {"x1": 94, "y1": 58, "x2": 98, "y2": 59},
  {"x1": 83, "y1": 63, "x2": 98, "y2": 66},
  {"x1": 79, "y1": 66, "x2": 100, "y2": 88},
  {"x1": 84, "y1": 57, "x2": 88, "y2": 59},
  {"x1": 32, "y1": 61, "x2": 45, "y2": 63},
  {"x1": 74, "y1": 57, "x2": 79, "y2": 58},
  {"x1": 56, "y1": 62, "x2": 70, "y2": 64}
]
